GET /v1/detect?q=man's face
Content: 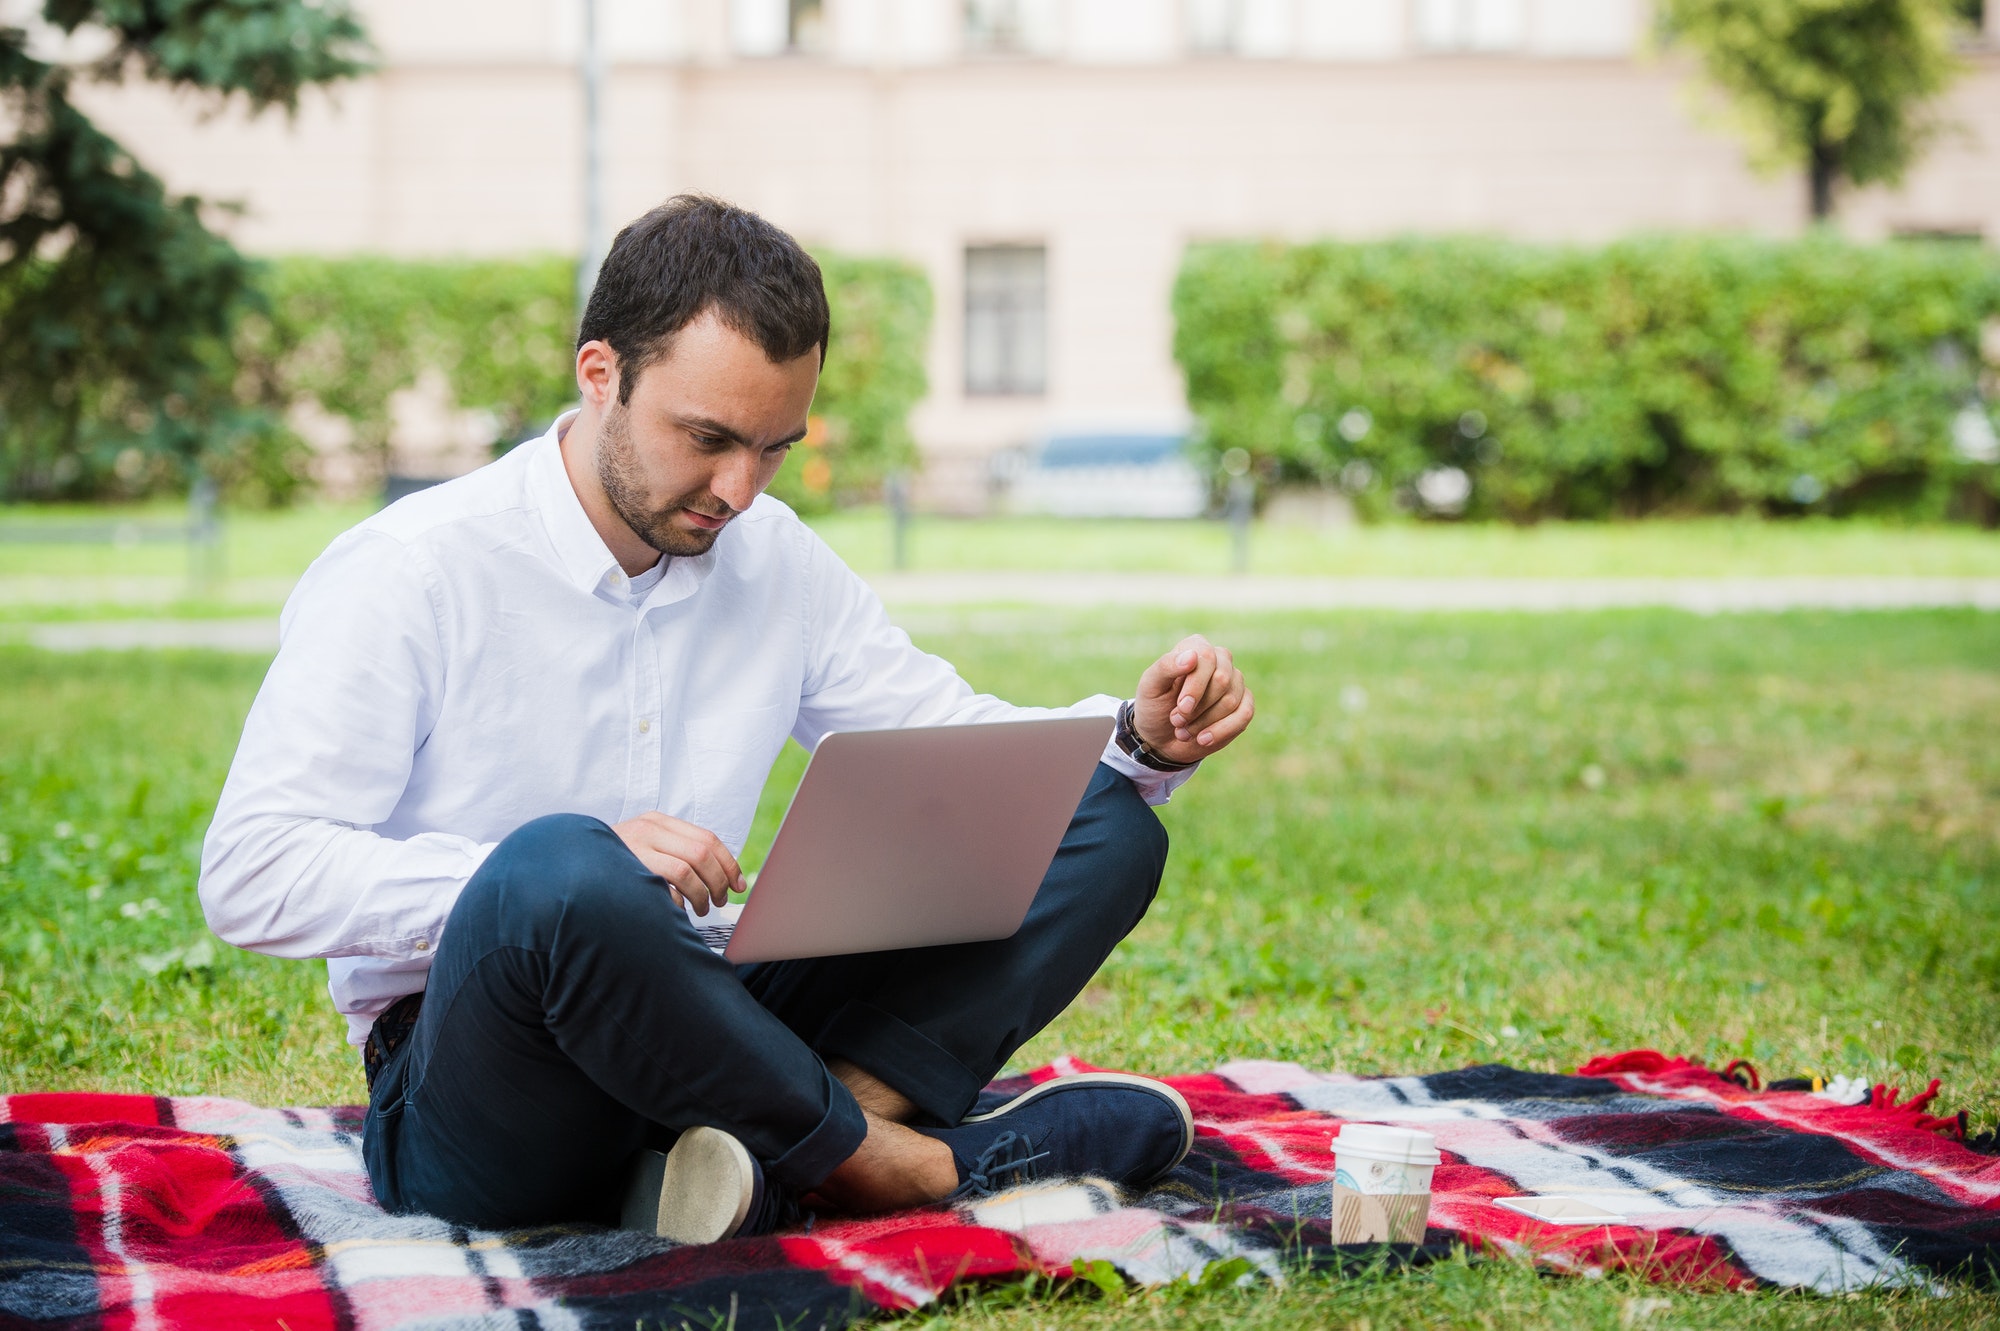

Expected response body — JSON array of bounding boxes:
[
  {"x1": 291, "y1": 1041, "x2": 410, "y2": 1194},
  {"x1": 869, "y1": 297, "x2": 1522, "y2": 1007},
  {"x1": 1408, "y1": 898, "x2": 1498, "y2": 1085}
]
[{"x1": 594, "y1": 309, "x2": 820, "y2": 558}]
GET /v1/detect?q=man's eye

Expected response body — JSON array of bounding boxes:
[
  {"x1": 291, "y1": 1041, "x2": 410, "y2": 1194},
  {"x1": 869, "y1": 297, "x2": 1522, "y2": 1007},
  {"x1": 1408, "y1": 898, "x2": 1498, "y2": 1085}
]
[{"x1": 768, "y1": 442, "x2": 793, "y2": 456}]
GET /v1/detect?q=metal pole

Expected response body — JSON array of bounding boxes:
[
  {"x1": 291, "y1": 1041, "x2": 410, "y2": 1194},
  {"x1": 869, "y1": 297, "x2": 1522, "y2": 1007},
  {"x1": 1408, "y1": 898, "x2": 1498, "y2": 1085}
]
[
  {"x1": 577, "y1": 0, "x2": 606, "y2": 323},
  {"x1": 887, "y1": 471, "x2": 910, "y2": 571},
  {"x1": 188, "y1": 473, "x2": 221, "y2": 596},
  {"x1": 1227, "y1": 476, "x2": 1253, "y2": 575},
  {"x1": 1220, "y1": 447, "x2": 1253, "y2": 575}
]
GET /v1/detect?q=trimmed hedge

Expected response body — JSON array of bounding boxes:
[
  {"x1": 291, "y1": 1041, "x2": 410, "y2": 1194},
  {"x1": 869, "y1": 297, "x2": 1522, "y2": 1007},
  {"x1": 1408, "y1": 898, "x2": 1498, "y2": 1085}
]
[
  {"x1": 1172, "y1": 236, "x2": 2000, "y2": 522},
  {"x1": 771, "y1": 253, "x2": 931, "y2": 514},
  {"x1": 237, "y1": 255, "x2": 580, "y2": 497},
  {"x1": 3, "y1": 251, "x2": 930, "y2": 508},
  {"x1": 244, "y1": 251, "x2": 930, "y2": 512}
]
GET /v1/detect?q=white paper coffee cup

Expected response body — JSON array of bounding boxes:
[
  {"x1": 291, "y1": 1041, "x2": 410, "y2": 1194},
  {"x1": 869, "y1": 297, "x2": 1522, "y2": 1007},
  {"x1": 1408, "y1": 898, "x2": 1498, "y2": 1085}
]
[{"x1": 1330, "y1": 1124, "x2": 1438, "y2": 1244}]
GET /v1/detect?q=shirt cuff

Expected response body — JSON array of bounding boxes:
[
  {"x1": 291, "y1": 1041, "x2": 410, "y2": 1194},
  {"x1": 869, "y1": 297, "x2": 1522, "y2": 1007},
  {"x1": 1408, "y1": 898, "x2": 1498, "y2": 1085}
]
[
  {"x1": 411, "y1": 838, "x2": 501, "y2": 959},
  {"x1": 1064, "y1": 693, "x2": 1198, "y2": 806},
  {"x1": 1098, "y1": 743, "x2": 1199, "y2": 806}
]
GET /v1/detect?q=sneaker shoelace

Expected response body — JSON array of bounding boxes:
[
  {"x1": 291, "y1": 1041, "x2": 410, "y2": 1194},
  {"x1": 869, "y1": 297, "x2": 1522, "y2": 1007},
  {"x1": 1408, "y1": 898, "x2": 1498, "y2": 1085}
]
[
  {"x1": 950, "y1": 1130, "x2": 1051, "y2": 1200},
  {"x1": 741, "y1": 1167, "x2": 810, "y2": 1237}
]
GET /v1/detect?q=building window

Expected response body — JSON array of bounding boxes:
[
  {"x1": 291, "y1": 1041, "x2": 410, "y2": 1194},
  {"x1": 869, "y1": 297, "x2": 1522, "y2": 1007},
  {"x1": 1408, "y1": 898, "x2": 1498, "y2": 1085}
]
[
  {"x1": 1415, "y1": 0, "x2": 1526, "y2": 52},
  {"x1": 966, "y1": 0, "x2": 1026, "y2": 52},
  {"x1": 730, "y1": 0, "x2": 822, "y2": 55},
  {"x1": 788, "y1": 0, "x2": 826, "y2": 52},
  {"x1": 730, "y1": 0, "x2": 783, "y2": 55},
  {"x1": 1185, "y1": 0, "x2": 1239, "y2": 54},
  {"x1": 965, "y1": 246, "x2": 1046, "y2": 397},
  {"x1": 965, "y1": 0, "x2": 1063, "y2": 56}
]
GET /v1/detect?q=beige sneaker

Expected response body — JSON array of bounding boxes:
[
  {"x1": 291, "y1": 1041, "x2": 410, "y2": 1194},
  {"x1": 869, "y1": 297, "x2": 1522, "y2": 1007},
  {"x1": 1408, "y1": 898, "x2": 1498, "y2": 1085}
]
[{"x1": 619, "y1": 1126, "x2": 762, "y2": 1243}]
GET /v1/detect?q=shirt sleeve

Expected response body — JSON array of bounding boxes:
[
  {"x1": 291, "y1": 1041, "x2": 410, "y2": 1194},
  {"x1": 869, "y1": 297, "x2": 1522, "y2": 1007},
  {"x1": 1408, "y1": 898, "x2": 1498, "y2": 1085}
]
[
  {"x1": 199, "y1": 529, "x2": 496, "y2": 961},
  {"x1": 791, "y1": 529, "x2": 1196, "y2": 806}
]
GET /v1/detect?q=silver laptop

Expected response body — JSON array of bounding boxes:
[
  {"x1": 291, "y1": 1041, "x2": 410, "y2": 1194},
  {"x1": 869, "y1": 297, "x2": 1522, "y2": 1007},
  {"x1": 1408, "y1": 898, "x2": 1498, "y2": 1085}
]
[{"x1": 718, "y1": 715, "x2": 1115, "y2": 963}]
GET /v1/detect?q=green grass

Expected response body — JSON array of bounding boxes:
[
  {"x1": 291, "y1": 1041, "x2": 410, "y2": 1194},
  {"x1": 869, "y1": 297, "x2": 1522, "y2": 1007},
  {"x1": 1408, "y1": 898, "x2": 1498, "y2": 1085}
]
[
  {"x1": 2, "y1": 610, "x2": 1998, "y2": 1326},
  {"x1": 812, "y1": 510, "x2": 2000, "y2": 578},
  {"x1": 0, "y1": 500, "x2": 372, "y2": 580},
  {"x1": 2, "y1": 505, "x2": 1998, "y2": 608},
  {"x1": 891, "y1": 1255, "x2": 1991, "y2": 1331}
]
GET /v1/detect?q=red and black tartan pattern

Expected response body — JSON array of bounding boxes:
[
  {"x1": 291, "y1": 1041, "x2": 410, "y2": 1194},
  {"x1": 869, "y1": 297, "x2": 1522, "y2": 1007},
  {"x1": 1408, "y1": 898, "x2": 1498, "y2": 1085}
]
[{"x1": 2, "y1": 1052, "x2": 1995, "y2": 1331}]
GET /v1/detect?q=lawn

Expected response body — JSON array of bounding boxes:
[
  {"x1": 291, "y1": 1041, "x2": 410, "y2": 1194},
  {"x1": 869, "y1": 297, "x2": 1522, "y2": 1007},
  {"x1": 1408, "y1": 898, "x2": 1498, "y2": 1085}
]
[
  {"x1": 2, "y1": 503, "x2": 1999, "y2": 612},
  {"x1": 0, "y1": 501, "x2": 373, "y2": 582},
  {"x1": 813, "y1": 510, "x2": 2000, "y2": 579},
  {"x1": 2, "y1": 609, "x2": 1997, "y2": 1327}
]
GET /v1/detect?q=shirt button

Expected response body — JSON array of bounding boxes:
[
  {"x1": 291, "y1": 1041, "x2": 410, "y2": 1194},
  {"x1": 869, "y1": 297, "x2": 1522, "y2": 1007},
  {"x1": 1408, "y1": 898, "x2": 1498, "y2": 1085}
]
[
  {"x1": 414, "y1": 939, "x2": 429, "y2": 952},
  {"x1": 638, "y1": 719, "x2": 651, "y2": 734}
]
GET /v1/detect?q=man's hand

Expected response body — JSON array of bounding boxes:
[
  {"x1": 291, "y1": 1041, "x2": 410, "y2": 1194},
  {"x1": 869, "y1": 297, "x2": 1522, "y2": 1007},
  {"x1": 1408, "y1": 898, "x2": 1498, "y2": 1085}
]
[
  {"x1": 610, "y1": 811, "x2": 746, "y2": 916},
  {"x1": 1133, "y1": 633, "x2": 1254, "y2": 767}
]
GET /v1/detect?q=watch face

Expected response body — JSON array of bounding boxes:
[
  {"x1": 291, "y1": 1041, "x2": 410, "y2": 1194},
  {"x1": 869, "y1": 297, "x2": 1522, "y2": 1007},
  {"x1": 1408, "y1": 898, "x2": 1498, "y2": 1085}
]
[{"x1": 1119, "y1": 710, "x2": 1147, "y2": 758}]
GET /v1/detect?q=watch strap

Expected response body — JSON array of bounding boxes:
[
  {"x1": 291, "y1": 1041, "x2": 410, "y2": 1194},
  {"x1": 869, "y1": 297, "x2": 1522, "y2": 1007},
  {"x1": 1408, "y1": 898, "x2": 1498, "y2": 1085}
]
[{"x1": 1115, "y1": 698, "x2": 1199, "y2": 773}]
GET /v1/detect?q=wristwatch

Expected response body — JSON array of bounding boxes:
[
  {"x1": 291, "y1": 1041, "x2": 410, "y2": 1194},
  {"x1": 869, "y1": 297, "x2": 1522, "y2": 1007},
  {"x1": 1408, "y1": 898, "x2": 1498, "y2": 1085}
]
[{"x1": 1115, "y1": 699, "x2": 1199, "y2": 772}]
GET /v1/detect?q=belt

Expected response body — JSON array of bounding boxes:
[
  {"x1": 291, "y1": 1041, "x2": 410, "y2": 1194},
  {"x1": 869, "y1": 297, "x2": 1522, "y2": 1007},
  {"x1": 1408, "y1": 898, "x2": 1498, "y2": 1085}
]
[{"x1": 362, "y1": 991, "x2": 425, "y2": 1095}]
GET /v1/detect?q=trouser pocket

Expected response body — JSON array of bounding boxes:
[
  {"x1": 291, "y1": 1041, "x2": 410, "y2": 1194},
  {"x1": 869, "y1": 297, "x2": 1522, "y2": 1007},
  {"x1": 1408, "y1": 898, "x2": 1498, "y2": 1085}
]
[{"x1": 362, "y1": 1032, "x2": 414, "y2": 1212}]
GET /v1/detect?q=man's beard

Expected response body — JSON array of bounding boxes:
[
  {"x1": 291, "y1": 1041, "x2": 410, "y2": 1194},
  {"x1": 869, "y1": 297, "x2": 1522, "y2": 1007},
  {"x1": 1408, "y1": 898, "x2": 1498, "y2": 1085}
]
[{"x1": 596, "y1": 399, "x2": 729, "y2": 557}]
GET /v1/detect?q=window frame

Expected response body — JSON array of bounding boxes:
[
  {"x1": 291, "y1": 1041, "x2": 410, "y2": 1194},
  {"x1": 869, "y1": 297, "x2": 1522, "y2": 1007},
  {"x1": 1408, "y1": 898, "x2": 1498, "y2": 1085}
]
[{"x1": 963, "y1": 243, "x2": 1049, "y2": 399}]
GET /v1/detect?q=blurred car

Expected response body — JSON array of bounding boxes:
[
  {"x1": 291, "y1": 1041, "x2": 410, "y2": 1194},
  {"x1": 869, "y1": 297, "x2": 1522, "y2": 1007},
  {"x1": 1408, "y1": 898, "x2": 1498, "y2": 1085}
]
[{"x1": 995, "y1": 429, "x2": 1206, "y2": 518}]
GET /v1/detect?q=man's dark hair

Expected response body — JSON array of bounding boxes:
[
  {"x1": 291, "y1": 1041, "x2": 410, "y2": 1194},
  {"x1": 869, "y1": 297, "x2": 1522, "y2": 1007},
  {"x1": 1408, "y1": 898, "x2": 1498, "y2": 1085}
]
[{"x1": 578, "y1": 195, "x2": 830, "y2": 403}]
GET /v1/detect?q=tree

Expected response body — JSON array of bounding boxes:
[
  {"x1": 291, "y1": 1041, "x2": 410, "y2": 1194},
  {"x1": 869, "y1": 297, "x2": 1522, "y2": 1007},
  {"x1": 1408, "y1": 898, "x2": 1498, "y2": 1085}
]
[
  {"x1": 1656, "y1": 0, "x2": 1970, "y2": 223},
  {"x1": 0, "y1": 2, "x2": 370, "y2": 501}
]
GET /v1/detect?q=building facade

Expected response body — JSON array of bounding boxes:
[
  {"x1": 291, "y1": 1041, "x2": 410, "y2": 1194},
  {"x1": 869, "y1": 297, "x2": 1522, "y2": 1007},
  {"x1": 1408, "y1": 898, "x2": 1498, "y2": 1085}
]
[{"x1": 53, "y1": 0, "x2": 2000, "y2": 503}]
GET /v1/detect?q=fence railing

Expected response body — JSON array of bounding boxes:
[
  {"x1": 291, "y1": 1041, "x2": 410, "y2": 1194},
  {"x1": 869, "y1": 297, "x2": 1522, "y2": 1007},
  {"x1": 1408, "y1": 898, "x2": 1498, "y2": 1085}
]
[{"x1": 0, "y1": 479, "x2": 224, "y2": 594}]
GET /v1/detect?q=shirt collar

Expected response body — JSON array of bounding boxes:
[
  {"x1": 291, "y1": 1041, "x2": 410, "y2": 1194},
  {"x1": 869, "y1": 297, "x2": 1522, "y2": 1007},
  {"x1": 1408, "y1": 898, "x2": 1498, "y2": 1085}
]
[{"x1": 530, "y1": 409, "x2": 718, "y2": 605}]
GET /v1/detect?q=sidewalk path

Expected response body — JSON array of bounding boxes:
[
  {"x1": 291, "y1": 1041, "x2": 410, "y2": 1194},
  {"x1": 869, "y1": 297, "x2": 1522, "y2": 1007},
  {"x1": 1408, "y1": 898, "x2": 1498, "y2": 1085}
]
[
  {"x1": 18, "y1": 619, "x2": 282, "y2": 652},
  {"x1": 0, "y1": 575, "x2": 297, "y2": 608},
  {"x1": 866, "y1": 573, "x2": 2000, "y2": 613},
  {"x1": 7, "y1": 574, "x2": 1998, "y2": 652}
]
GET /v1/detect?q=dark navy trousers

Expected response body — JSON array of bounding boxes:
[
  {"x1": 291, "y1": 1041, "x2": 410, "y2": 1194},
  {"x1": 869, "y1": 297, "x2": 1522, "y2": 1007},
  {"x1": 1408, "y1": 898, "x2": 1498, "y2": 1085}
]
[{"x1": 362, "y1": 764, "x2": 1168, "y2": 1230}]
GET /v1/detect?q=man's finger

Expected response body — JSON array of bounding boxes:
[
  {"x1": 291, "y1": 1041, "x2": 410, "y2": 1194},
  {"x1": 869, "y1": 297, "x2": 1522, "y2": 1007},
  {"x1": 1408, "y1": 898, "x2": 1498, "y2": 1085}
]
[
  {"x1": 650, "y1": 853, "x2": 716, "y2": 916},
  {"x1": 664, "y1": 839, "x2": 736, "y2": 903},
  {"x1": 686, "y1": 832, "x2": 747, "y2": 898},
  {"x1": 1180, "y1": 647, "x2": 1234, "y2": 715},
  {"x1": 1138, "y1": 644, "x2": 1198, "y2": 701},
  {"x1": 648, "y1": 824, "x2": 744, "y2": 900},
  {"x1": 613, "y1": 814, "x2": 745, "y2": 907},
  {"x1": 1185, "y1": 671, "x2": 1246, "y2": 734},
  {"x1": 711, "y1": 837, "x2": 748, "y2": 894},
  {"x1": 1195, "y1": 689, "x2": 1256, "y2": 748},
  {"x1": 675, "y1": 823, "x2": 747, "y2": 893},
  {"x1": 1172, "y1": 647, "x2": 1219, "y2": 734}
]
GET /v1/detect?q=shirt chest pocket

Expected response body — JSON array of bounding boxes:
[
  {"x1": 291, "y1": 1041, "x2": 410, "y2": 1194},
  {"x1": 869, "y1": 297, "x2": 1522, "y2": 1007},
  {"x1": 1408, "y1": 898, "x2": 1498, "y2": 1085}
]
[{"x1": 682, "y1": 704, "x2": 794, "y2": 852}]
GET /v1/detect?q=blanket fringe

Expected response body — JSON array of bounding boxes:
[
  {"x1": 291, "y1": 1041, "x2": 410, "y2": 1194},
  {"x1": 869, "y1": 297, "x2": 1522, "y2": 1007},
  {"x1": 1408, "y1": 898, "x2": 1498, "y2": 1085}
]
[
  {"x1": 1872, "y1": 1079, "x2": 1965, "y2": 1140},
  {"x1": 1576, "y1": 1049, "x2": 1704, "y2": 1078},
  {"x1": 1579, "y1": 1052, "x2": 1966, "y2": 1141},
  {"x1": 1719, "y1": 1059, "x2": 1761, "y2": 1091}
]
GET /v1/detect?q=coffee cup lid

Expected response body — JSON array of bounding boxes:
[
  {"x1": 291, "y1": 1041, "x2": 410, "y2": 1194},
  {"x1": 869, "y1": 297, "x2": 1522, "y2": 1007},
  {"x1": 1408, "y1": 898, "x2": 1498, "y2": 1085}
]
[{"x1": 1331, "y1": 1123, "x2": 1441, "y2": 1165}]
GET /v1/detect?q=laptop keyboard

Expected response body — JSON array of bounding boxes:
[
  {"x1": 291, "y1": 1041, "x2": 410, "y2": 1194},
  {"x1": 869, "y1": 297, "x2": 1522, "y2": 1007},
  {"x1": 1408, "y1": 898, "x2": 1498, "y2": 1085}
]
[{"x1": 684, "y1": 901, "x2": 743, "y2": 955}]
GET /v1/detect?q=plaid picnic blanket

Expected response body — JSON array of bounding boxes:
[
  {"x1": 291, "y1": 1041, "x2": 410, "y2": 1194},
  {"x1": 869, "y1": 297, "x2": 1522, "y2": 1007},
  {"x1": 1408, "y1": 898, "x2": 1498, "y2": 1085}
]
[{"x1": 3, "y1": 1050, "x2": 1995, "y2": 1330}]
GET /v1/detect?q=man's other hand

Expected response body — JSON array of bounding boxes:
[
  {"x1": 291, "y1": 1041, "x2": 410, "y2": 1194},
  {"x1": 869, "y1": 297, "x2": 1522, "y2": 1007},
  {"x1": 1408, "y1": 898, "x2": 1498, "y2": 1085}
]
[
  {"x1": 1133, "y1": 633, "x2": 1254, "y2": 767},
  {"x1": 611, "y1": 812, "x2": 746, "y2": 916}
]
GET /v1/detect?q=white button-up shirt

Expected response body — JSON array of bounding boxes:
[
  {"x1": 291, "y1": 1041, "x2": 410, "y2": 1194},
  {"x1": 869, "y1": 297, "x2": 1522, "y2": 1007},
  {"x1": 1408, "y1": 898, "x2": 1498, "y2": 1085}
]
[{"x1": 200, "y1": 415, "x2": 1195, "y2": 1045}]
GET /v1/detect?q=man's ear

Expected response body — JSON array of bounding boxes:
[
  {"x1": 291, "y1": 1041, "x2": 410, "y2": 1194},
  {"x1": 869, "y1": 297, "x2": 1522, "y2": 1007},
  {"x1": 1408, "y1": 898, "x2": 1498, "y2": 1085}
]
[{"x1": 576, "y1": 340, "x2": 620, "y2": 409}]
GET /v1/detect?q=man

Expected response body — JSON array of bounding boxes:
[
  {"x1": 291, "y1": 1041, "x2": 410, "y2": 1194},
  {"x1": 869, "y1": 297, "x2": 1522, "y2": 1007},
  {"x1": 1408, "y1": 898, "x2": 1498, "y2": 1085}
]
[{"x1": 201, "y1": 196, "x2": 1254, "y2": 1241}]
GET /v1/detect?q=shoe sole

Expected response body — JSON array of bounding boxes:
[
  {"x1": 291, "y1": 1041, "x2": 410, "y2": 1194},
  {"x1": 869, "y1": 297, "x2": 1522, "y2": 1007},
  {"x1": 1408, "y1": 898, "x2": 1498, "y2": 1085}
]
[
  {"x1": 960, "y1": 1072, "x2": 1195, "y2": 1179},
  {"x1": 619, "y1": 1126, "x2": 756, "y2": 1242}
]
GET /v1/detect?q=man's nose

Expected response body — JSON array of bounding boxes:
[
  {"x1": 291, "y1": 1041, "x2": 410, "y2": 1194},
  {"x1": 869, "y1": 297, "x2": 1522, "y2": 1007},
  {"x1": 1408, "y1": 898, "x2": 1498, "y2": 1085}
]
[{"x1": 711, "y1": 449, "x2": 761, "y2": 514}]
